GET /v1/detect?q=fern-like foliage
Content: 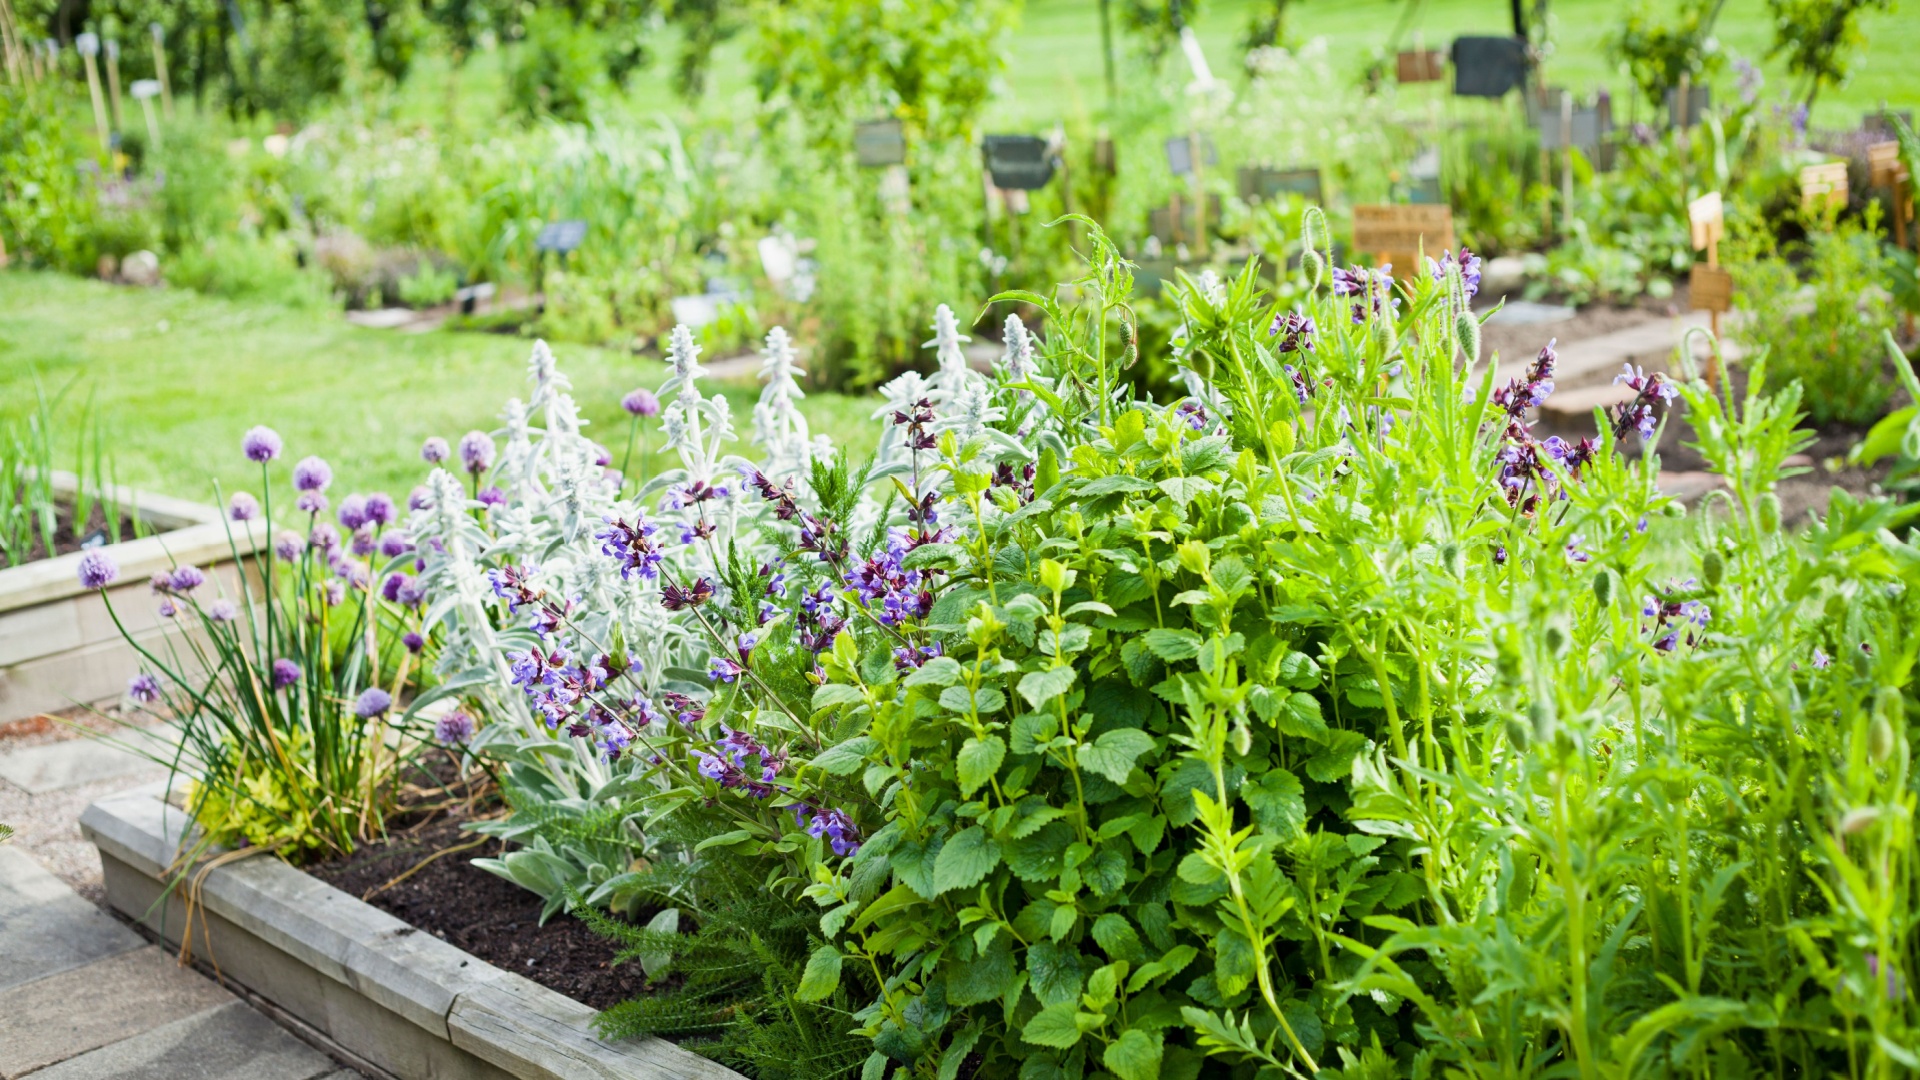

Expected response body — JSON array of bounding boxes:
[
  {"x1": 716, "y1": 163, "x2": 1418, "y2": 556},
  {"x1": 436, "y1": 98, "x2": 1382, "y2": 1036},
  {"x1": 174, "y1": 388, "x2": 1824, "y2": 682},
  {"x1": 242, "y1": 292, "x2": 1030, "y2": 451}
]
[{"x1": 576, "y1": 808, "x2": 870, "y2": 1080}]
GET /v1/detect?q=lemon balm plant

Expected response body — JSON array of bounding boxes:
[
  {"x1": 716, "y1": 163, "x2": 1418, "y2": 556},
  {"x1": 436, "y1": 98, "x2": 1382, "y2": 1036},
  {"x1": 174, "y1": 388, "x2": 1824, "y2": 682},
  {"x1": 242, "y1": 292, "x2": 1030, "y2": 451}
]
[{"x1": 80, "y1": 428, "x2": 429, "y2": 860}]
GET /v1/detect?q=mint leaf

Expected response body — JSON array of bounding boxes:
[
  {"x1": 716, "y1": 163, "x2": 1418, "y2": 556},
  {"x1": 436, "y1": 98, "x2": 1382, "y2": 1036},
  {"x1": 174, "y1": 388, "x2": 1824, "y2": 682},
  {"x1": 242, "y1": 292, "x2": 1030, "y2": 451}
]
[
  {"x1": 795, "y1": 945, "x2": 842, "y2": 1001},
  {"x1": 1019, "y1": 666, "x2": 1076, "y2": 709},
  {"x1": 1243, "y1": 768, "x2": 1307, "y2": 841},
  {"x1": 1077, "y1": 728, "x2": 1155, "y2": 784},
  {"x1": 956, "y1": 735, "x2": 1006, "y2": 797},
  {"x1": 931, "y1": 826, "x2": 1000, "y2": 895},
  {"x1": 1021, "y1": 1002, "x2": 1086, "y2": 1048},
  {"x1": 1027, "y1": 939, "x2": 1085, "y2": 1006},
  {"x1": 1141, "y1": 628, "x2": 1202, "y2": 662},
  {"x1": 1103, "y1": 1029, "x2": 1165, "y2": 1080}
]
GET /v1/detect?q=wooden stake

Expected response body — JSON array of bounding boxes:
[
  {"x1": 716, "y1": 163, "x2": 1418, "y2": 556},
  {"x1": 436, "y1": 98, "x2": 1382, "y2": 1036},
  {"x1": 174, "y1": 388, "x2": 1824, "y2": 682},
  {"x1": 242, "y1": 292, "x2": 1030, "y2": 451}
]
[
  {"x1": 104, "y1": 39, "x2": 123, "y2": 131},
  {"x1": 150, "y1": 22, "x2": 172, "y2": 119},
  {"x1": 76, "y1": 34, "x2": 111, "y2": 162}
]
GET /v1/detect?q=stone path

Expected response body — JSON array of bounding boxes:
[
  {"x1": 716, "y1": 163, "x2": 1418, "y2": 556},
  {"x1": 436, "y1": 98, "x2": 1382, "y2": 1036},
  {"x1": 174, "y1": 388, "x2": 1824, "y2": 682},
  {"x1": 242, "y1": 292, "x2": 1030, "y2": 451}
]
[
  {"x1": 0, "y1": 726, "x2": 176, "y2": 898},
  {"x1": 0, "y1": 846, "x2": 361, "y2": 1079}
]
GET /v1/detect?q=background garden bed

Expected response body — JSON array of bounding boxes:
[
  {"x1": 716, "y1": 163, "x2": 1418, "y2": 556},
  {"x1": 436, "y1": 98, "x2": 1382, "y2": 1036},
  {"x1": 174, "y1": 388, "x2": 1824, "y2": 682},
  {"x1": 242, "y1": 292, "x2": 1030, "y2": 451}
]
[
  {"x1": 80, "y1": 783, "x2": 745, "y2": 1080},
  {"x1": 0, "y1": 473, "x2": 266, "y2": 725}
]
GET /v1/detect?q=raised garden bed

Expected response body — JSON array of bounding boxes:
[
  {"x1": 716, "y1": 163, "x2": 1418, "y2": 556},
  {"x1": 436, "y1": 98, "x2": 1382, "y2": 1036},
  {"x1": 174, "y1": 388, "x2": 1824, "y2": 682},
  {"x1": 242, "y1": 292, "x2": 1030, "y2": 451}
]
[
  {"x1": 0, "y1": 473, "x2": 267, "y2": 724},
  {"x1": 80, "y1": 783, "x2": 745, "y2": 1080}
]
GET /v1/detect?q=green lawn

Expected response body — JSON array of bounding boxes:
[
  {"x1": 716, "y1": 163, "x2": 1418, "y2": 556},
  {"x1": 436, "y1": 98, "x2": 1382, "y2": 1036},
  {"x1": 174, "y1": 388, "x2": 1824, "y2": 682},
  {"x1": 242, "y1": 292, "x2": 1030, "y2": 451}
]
[{"x1": 0, "y1": 272, "x2": 879, "y2": 505}]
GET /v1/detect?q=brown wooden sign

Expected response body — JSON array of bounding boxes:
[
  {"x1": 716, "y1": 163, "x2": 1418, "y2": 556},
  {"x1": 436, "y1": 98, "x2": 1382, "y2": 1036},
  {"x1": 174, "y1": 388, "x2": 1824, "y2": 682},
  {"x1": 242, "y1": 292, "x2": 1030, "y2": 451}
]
[
  {"x1": 1396, "y1": 50, "x2": 1445, "y2": 83},
  {"x1": 1800, "y1": 162, "x2": 1849, "y2": 212},
  {"x1": 1352, "y1": 204, "x2": 1455, "y2": 257},
  {"x1": 1687, "y1": 192, "x2": 1724, "y2": 251},
  {"x1": 1690, "y1": 264, "x2": 1732, "y2": 314},
  {"x1": 1870, "y1": 141, "x2": 1903, "y2": 188}
]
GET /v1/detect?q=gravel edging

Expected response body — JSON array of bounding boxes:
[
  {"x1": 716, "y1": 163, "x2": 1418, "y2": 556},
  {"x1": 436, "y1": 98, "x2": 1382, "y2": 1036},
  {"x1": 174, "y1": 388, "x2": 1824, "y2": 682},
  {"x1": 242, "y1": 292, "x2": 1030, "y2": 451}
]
[{"x1": 80, "y1": 784, "x2": 745, "y2": 1080}]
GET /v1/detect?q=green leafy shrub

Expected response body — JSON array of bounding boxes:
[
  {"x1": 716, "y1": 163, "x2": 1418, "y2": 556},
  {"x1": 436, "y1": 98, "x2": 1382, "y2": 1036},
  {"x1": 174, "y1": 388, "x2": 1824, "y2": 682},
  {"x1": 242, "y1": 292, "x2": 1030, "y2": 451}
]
[
  {"x1": 1726, "y1": 202, "x2": 1896, "y2": 426},
  {"x1": 507, "y1": 10, "x2": 608, "y2": 124},
  {"x1": 169, "y1": 235, "x2": 337, "y2": 309}
]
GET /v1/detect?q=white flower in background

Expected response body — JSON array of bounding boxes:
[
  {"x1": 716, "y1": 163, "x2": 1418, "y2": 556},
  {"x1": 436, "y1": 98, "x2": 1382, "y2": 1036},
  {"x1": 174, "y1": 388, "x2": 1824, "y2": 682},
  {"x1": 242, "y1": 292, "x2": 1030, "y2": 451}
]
[
  {"x1": 527, "y1": 339, "x2": 571, "y2": 409},
  {"x1": 998, "y1": 313, "x2": 1036, "y2": 387},
  {"x1": 751, "y1": 326, "x2": 812, "y2": 480},
  {"x1": 936, "y1": 380, "x2": 1005, "y2": 441},
  {"x1": 925, "y1": 303, "x2": 986, "y2": 406}
]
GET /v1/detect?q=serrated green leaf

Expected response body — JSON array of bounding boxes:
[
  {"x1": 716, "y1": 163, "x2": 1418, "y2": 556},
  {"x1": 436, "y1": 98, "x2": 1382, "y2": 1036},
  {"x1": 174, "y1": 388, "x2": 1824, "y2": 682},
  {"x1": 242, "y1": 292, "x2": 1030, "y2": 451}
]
[
  {"x1": 1103, "y1": 1029, "x2": 1165, "y2": 1080},
  {"x1": 1077, "y1": 728, "x2": 1155, "y2": 784},
  {"x1": 1019, "y1": 666, "x2": 1077, "y2": 708},
  {"x1": 905, "y1": 656, "x2": 964, "y2": 687},
  {"x1": 1141, "y1": 628, "x2": 1202, "y2": 661},
  {"x1": 1007, "y1": 821, "x2": 1074, "y2": 881},
  {"x1": 795, "y1": 945, "x2": 842, "y2": 1001},
  {"x1": 947, "y1": 936, "x2": 1017, "y2": 1007},
  {"x1": 1243, "y1": 768, "x2": 1307, "y2": 841},
  {"x1": 957, "y1": 735, "x2": 1007, "y2": 797},
  {"x1": 932, "y1": 826, "x2": 1001, "y2": 895},
  {"x1": 811, "y1": 736, "x2": 876, "y2": 776},
  {"x1": 1027, "y1": 939, "x2": 1085, "y2": 1006},
  {"x1": 1021, "y1": 1002, "x2": 1086, "y2": 1048},
  {"x1": 812, "y1": 682, "x2": 865, "y2": 708}
]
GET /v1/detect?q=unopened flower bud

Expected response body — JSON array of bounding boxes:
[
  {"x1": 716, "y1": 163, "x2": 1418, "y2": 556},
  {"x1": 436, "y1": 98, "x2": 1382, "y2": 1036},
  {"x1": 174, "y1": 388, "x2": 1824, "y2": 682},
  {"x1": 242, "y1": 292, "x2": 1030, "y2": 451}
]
[
  {"x1": 1505, "y1": 714, "x2": 1530, "y2": 752},
  {"x1": 1701, "y1": 550, "x2": 1725, "y2": 590},
  {"x1": 1853, "y1": 647, "x2": 1874, "y2": 678},
  {"x1": 1871, "y1": 688, "x2": 1902, "y2": 763},
  {"x1": 1302, "y1": 248, "x2": 1324, "y2": 291},
  {"x1": 1455, "y1": 310, "x2": 1480, "y2": 364},
  {"x1": 1529, "y1": 700, "x2": 1557, "y2": 744},
  {"x1": 1544, "y1": 625, "x2": 1568, "y2": 656},
  {"x1": 1824, "y1": 594, "x2": 1848, "y2": 623},
  {"x1": 1758, "y1": 492, "x2": 1781, "y2": 535},
  {"x1": 1440, "y1": 542, "x2": 1463, "y2": 579},
  {"x1": 1592, "y1": 568, "x2": 1614, "y2": 607}
]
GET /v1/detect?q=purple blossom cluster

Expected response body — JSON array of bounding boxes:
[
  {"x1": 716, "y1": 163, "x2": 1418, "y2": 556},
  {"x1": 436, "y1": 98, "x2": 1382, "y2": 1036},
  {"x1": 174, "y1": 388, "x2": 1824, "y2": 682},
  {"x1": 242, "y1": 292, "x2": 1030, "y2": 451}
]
[
  {"x1": 596, "y1": 516, "x2": 665, "y2": 581},
  {"x1": 1269, "y1": 310, "x2": 1316, "y2": 354},
  {"x1": 744, "y1": 469, "x2": 848, "y2": 565},
  {"x1": 1609, "y1": 364, "x2": 1679, "y2": 442},
  {"x1": 1427, "y1": 248, "x2": 1483, "y2": 300},
  {"x1": 694, "y1": 726, "x2": 788, "y2": 799},
  {"x1": 1173, "y1": 400, "x2": 1211, "y2": 431},
  {"x1": 1331, "y1": 265, "x2": 1398, "y2": 324},
  {"x1": 1487, "y1": 342, "x2": 1598, "y2": 511},
  {"x1": 792, "y1": 804, "x2": 862, "y2": 856},
  {"x1": 1643, "y1": 581, "x2": 1711, "y2": 652},
  {"x1": 846, "y1": 530, "x2": 935, "y2": 627}
]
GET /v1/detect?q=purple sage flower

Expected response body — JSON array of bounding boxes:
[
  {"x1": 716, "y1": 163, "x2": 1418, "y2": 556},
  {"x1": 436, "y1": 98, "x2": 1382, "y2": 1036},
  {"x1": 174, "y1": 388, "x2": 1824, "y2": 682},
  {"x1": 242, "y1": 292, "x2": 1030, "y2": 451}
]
[
  {"x1": 420, "y1": 437, "x2": 450, "y2": 464},
  {"x1": 127, "y1": 672, "x2": 162, "y2": 703},
  {"x1": 1270, "y1": 310, "x2": 1316, "y2": 354},
  {"x1": 434, "y1": 710, "x2": 476, "y2": 746},
  {"x1": 292, "y1": 456, "x2": 333, "y2": 493},
  {"x1": 622, "y1": 388, "x2": 660, "y2": 417},
  {"x1": 353, "y1": 687, "x2": 393, "y2": 719},
  {"x1": 458, "y1": 431, "x2": 495, "y2": 476},
  {"x1": 271, "y1": 658, "x2": 302, "y2": 688},
  {"x1": 242, "y1": 426, "x2": 283, "y2": 463},
  {"x1": 77, "y1": 550, "x2": 119, "y2": 590},
  {"x1": 229, "y1": 492, "x2": 260, "y2": 522},
  {"x1": 1428, "y1": 248, "x2": 1482, "y2": 299}
]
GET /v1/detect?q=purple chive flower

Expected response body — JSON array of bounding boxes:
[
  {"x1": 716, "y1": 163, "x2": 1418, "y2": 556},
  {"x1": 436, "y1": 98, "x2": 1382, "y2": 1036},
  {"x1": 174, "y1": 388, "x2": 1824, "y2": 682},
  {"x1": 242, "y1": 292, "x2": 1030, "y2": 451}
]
[
  {"x1": 309, "y1": 523, "x2": 340, "y2": 552},
  {"x1": 1270, "y1": 310, "x2": 1316, "y2": 354},
  {"x1": 408, "y1": 486, "x2": 432, "y2": 511},
  {"x1": 229, "y1": 492, "x2": 260, "y2": 522},
  {"x1": 378, "y1": 533, "x2": 413, "y2": 559},
  {"x1": 295, "y1": 492, "x2": 329, "y2": 515},
  {"x1": 274, "y1": 530, "x2": 304, "y2": 562},
  {"x1": 242, "y1": 426, "x2": 283, "y2": 463},
  {"x1": 382, "y1": 573, "x2": 411, "y2": 603},
  {"x1": 420, "y1": 437, "x2": 450, "y2": 464},
  {"x1": 337, "y1": 494, "x2": 370, "y2": 532},
  {"x1": 434, "y1": 710, "x2": 476, "y2": 745},
  {"x1": 207, "y1": 598, "x2": 238, "y2": 622},
  {"x1": 127, "y1": 672, "x2": 162, "y2": 703},
  {"x1": 271, "y1": 658, "x2": 302, "y2": 688},
  {"x1": 353, "y1": 687, "x2": 393, "y2": 719},
  {"x1": 364, "y1": 492, "x2": 396, "y2": 528},
  {"x1": 403, "y1": 631, "x2": 425, "y2": 654},
  {"x1": 323, "y1": 580, "x2": 346, "y2": 606},
  {"x1": 477, "y1": 486, "x2": 506, "y2": 508},
  {"x1": 167, "y1": 565, "x2": 206, "y2": 592},
  {"x1": 622, "y1": 388, "x2": 660, "y2": 417},
  {"x1": 458, "y1": 431, "x2": 495, "y2": 476},
  {"x1": 292, "y1": 456, "x2": 333, "y2": 493},
  {"x1": 77, "y1": 550, "x2": 119, "y2": 590},
  {"x1": 350, "y1": 529, "x2": 376, "y2": 557}
]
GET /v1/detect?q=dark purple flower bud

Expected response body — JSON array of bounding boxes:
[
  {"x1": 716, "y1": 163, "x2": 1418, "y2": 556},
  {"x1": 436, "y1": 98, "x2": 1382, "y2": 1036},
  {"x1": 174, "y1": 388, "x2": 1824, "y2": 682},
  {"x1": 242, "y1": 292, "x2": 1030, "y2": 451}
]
[
  {"x1": 76, "y1": 550, "x2": 119, "y2": 590},
  {"x1": 621, "y1": 388, "x2": 660, "y2": 417},
  {"x1": 435, "y1": 710, "x2": 476, "y2": 745},
  {"x1": 408, "y1": 486, "x2": 432, "y2": 511},
  {"x1": 1270, "y1": 310, "x2": 1316, "y2": 353},
  {"x1": 271, "y1": 658, "x2": 302, "y2": 688},
  {"x1": 353, "y1": 687, "x2": 392, "y2": 718},
  {"x1": 420, "y1": 437, "x2": 450, "y2": 464},
  {"x1": 229, "y1": 492, "x2": 260, "y2": 522},
  {"x1": 364, "y1": 492, "x2": 396, "y2": 527},
  {"x1": 382, "y1": 573, "x2": 409, "y2": 603},
  {"x1": 127, "y1": 672, "x2": 162, "y2": 703},
  {"x1": 337, "y1": 494, "x2": 370, "y2": 531},
  {"x1": 379, "y1": 533, "x2": 412, "y2": 559},
  {"x1": 591, "y1": 443, "x2": 612, "y2": 468},
  {"x1": 403, "y1": 631, "x2": 425, "y2": 654},
  {"x1": 242, "y1": 426, "x2": 283, "y2": 463},
  {"x1": 478, "y1": 486, "x2": 506, "y2": 508},
  {"x1": 458, "y1": 431, "x2": 495, "y2": 475},
  {"x1": 292, "y1": 456, "x2": 332, "y2": 493}
]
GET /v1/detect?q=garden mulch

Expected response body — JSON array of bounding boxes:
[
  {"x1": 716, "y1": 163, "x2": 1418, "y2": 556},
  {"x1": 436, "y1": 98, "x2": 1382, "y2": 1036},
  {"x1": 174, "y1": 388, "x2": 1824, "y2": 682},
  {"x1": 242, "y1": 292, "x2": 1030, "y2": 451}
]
[
  {"x1": 6, "y1": 501, "x2": 144, "y2": 566},
  {"x1": 309, "y1": 791, "x2": 661, "y2": 1013}
]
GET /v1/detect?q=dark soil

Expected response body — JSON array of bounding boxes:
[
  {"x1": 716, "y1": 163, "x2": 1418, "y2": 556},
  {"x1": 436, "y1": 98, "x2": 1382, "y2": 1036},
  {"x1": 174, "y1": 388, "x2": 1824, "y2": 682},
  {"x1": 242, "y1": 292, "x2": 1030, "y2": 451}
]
[
  {"x1": 7, "y1": 498, "x2": 143, "y2": 565},
  {"x1": 309, "y1": 769, "x2": 660, "y2": 1012}
]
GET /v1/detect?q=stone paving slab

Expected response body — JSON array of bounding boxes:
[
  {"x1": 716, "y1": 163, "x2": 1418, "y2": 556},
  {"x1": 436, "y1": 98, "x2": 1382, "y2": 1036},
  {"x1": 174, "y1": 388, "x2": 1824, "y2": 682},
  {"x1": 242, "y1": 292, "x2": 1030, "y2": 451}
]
[
  {"x1": 0, "y1": 944, "x2": 233, "y2": 1078},
  {"x1": 0, "y1": 726, "x2": 181, "y2": 795},
  {"x1": 26, "y1": 1000, "x2": 341, "y2": 1080},
  {"x1": 0, "y1": 847, "x2": 144, "y2": 991},
  {"x1": 1494, "y1": 311, "x2": 1711, "y2": 390}
]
